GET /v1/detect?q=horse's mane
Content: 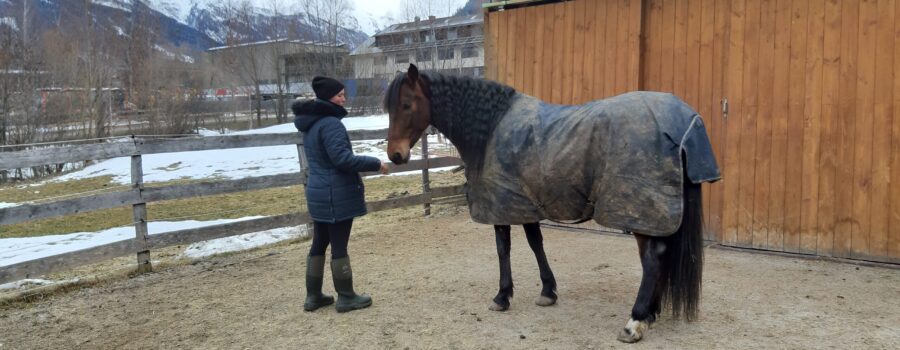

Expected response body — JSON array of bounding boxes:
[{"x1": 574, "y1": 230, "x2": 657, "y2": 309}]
[{"x1": 384, "y1": 71, "x2": 517, "y2": 176}]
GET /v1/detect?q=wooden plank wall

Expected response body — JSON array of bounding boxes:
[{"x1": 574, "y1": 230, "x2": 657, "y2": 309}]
[
  {"x1": 486, "y1": 0, "x2": 900, "y2": 263},
  {"x1": 484, "y1": 0, "x2": 642, "y2": 104},
  {"x1": 640, "y1": 0, "x2": 727, "y2": 242},
  {"x1": 641, "y1": 0, "x2": 900, "y2": 264}
]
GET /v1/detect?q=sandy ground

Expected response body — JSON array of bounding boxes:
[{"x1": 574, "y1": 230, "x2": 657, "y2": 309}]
[{"x1": 0, "y1": 206, "x2": 898, "y2": 350}]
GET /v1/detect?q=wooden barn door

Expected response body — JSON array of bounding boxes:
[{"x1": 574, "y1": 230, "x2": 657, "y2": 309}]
[
  {"x1": 639, "y1": 0, "x2": 729, "y2": 242},
  {"x1": 486, "y1": 0, "x2": 900, "y2": 263},
  {"x1": 642, "y1": 0, "x2": 900, "y2": 264},
  {"x1": 484, "y1": 0, "x2": 643, "y2": 104}
]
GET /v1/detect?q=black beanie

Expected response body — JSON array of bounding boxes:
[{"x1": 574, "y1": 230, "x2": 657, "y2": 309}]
[{"x1": 312, "y1": 76, "x2": 344, "y2": 100}]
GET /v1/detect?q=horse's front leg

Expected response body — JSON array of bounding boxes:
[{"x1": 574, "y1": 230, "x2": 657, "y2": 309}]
[
  {"x1": 618, "y1": 233, "x2": 667, "y2": 343},
  {"x1": 522, "y1": 223, "x2": 558, "y2": 306},
  {"x1": 489, "y1": 225, "x2": 514, "y2": 311}
]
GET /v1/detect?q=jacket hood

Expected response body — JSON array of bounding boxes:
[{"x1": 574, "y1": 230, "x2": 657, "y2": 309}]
[{"x1": 292, "y1": 98, "x2": 349, "y2": 132}]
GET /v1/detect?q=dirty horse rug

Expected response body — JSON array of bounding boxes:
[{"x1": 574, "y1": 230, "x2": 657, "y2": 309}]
[{"x1": 467, "y1": 91, "x2": 721, "y2": 236}]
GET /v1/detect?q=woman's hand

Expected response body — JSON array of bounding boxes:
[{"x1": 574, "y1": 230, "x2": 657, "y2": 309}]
[{"x1": 380, "y1": 161, "x2": 390, "y2": 175}]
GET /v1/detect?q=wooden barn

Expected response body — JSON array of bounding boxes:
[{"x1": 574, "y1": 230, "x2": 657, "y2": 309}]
[{"x1": 483, "y1": 0, "x2": 900, "y2": 264}]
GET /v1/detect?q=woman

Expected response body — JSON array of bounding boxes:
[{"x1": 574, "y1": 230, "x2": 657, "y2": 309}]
[{"x1": 292, "y1": 76, "x2": 388, "y2": 313}]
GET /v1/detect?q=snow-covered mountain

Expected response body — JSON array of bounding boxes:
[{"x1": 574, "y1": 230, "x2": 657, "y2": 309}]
[{"x1": 0, "y1": 0, "x2": 367, "y2": 53}]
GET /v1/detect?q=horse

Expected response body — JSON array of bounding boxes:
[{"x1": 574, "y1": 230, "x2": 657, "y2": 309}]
[{"x1": 383, "y1": 64, "x2": 720, "y2": 343}]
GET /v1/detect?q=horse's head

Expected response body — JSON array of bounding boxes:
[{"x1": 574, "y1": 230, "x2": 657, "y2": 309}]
[{"x1": 384, "y1": 64, "x2": 431, "y2": 165}]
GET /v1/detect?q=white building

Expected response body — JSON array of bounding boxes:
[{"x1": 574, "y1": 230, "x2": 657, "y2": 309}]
[{"x1": 350, "y1": 14, "x2": 485, "y2": 82}]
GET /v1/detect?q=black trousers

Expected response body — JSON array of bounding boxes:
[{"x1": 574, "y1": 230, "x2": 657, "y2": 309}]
[{"x1": 309, "y1": 219, "x2": 353, "y2": 259}]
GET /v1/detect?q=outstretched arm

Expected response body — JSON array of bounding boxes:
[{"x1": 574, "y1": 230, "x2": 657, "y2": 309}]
[{"x1": 321, "y1": 119, "x2": 384, "y2": 173}]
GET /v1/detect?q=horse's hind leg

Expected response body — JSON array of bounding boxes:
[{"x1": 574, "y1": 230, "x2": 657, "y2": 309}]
[
  {"x1": 489, "y1": 225, "x2": 514, "y2": 311},
  {"x1": 523, "y1": 223, "x2": 558, "y2": 306},
  {"x1": 618, "y1": 234, "x2": 667, "y2": 343}
]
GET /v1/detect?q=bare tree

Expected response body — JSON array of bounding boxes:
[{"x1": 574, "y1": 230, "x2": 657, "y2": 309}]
[
  {"x1": 265, "y1": 0, "x2": 295, "y2": 124},
  {"x1": 304, "y1": 0, "x2": 353, "y2": 77},
  {"x1": 216, "y1": 0, "x2": 267, "y2": 126}
]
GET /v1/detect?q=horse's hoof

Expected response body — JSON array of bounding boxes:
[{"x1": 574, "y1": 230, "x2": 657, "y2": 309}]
[
  {"x1": 616, "y1": 318, "x2": 649, "y2": 343},
  {"x1": 535, "y1": 295, "x2": 557, "y2": 307},
  {"x1": 488, "y1": 302, "x2": 509, "y2": 312}
]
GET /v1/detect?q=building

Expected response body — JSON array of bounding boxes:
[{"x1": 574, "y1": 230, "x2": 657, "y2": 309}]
[
  {"x1": 348, "y1": 14, "x2": 484, "y2": 112},
  {"x1": 206, "y1": 39, "x2": 351, "y2": 99},
  {"x1": 350, "y1": 14, "x2": 484, "y2": 91}
]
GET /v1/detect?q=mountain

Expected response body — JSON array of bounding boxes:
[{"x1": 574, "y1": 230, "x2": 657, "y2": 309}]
[
  {"x1": 454, "y1": 0, "x2": 486, "y2": 16},
  {"x1": 0, "y1": 0, "x2": 368, "y2": 56},
  {"x1": 183, "y1": 2, "x2": 367, "y2": 47}
]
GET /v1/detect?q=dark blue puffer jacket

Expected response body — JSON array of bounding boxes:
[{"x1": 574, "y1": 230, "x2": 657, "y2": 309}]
[{"x1": 293, "y1": 99, "x2": 382, "y2": 223}]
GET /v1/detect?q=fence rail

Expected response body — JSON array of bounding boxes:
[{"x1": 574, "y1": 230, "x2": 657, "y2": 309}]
[
  {"x1": 0, "y1": 130, "x2": 388, "y2": 171},
  {"x1": 0, "y1": 127, "x2": 465, "y2": 285}
]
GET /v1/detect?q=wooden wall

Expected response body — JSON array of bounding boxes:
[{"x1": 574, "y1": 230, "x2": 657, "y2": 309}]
[
  {"x1": 640, "y1": 0, "x2": 728, "y2": 243},
  {"x1": 486, "y1": 0, "x2": 900, "y2": 264},
  {"x1": 484, "y1": 0, "x2": 642, "y2": 104}
]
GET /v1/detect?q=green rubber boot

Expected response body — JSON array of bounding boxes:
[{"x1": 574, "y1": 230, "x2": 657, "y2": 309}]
[
  {"x1": 304, "y1": 255, "x2": 335, "y2": 311},
  {"x1": 331, "y1": 256, "x2": 372, "y2": 313}
]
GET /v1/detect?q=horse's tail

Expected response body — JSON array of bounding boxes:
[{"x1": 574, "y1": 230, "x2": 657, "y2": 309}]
[{"x1": 662, "y1": 165, "x2": 704, "y2": 321}]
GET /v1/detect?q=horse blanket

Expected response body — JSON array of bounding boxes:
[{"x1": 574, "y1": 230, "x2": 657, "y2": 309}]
[{"x1": 466, "y1": 91, "x2": 721, "y2": 236}]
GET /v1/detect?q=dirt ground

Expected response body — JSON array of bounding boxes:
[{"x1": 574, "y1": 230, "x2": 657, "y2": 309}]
[{"x1": 1, "y1": 205, "x2": 898, "y2": 350}]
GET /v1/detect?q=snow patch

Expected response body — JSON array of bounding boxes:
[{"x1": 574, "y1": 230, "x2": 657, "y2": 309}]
[
  {"x1": 0, "y1": 278, "x2": 79, "y2": 291},
  {"x1": 0, "y1": 217, "x2": 262, "y2": 267},
  {"x1": 0, "y1": 17, "x2": 19, "y2": 32},
  {"x1": 182, "y1": 226, "x2": 306, "y2": 259},
  {"x1": 51, "y1": 115, "x2": 393, "y2": 185},
  {"x1": 92, "y1": 0, "x2": 131, "y2": 12},
  {"x1": 205, "y1": 29, "x2": 225, "y2": 44}
]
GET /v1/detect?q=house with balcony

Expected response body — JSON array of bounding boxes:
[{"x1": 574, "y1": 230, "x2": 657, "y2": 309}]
[{"x1": 349, "y1": 14, "x2": 485, "y2": 107}]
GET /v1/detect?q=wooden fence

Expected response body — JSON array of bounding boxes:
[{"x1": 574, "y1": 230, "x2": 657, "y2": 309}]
[{"x1": 0, "y1": 129, "x2": 464, "y2": 284}]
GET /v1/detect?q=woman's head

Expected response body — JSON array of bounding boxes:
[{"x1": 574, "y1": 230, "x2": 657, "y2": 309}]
[{"x1": 312, "y1": 76, "x2": 346, "y2": 106}]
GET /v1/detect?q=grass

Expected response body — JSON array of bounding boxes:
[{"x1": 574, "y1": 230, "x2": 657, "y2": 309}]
[{"x1": 0, "y1": 171, "x2": 465, "y2": 239}]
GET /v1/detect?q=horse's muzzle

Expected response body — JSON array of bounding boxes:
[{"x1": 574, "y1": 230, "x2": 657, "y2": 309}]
[{"x1": 390, "y1": 152, "x2": 407, "y2": 165}]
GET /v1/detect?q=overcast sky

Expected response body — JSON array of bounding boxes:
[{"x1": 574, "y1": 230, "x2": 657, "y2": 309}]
[{"x1": 352, "y1": 0, "x2": 468, "y2": 35}]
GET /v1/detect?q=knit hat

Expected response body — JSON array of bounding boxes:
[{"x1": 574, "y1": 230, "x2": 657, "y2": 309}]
[{"x1": 312, "y1": 76, "x2": 344, "y2": 100}]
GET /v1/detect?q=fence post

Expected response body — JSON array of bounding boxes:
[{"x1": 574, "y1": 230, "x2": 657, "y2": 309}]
[
  {"x1": 421, "y1": 128, "x2": 431, "y2": 216},
  {"x1": 296, "y1": 135, "x2": 314, "y2": 235},
  {"x1": 130, "y1": 152, "x2": 152, "y2": 273}
]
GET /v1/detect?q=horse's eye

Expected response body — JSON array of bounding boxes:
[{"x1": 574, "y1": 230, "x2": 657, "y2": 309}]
[{"x1": 402, "y1": 103, "x2": 411, "y2": 110}]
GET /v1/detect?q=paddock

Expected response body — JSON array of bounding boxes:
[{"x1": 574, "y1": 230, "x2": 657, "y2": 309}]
[{"x1": 1, "y1": 206, "x2": 896, "y2": 349}]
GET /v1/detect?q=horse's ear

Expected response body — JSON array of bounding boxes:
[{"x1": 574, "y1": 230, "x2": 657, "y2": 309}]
[{"x1": 406, "y1": 64, "x2": 419, "y2": 86}]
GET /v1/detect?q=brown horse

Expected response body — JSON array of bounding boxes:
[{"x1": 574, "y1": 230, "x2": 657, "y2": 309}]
[{"x1": 384, "y1": 64, "x2": 717, "y2": 343}]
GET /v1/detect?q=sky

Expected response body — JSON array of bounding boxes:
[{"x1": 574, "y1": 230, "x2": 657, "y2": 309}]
[
  {"x1": 352, "y1": 0, "x2": 405, "y2": 35},
  {"x1": 352, "y1": 0, "x2": 469, "y2": 35}
]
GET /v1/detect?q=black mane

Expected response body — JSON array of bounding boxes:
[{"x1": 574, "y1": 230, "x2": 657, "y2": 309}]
[{"x1": 384, "y1": 71, "x2": 517, "y2": 176}]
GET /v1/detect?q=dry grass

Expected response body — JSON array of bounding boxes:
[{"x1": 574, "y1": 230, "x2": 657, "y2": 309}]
[{"x1": 0, "y1": 171, "x2": 465, "y2": 239}]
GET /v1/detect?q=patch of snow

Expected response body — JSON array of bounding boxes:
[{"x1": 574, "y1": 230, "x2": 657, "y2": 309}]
[
  {"x1": 113, "y1": 25, "x2": 127, "y2": 36},
  {"x1": 153, "y1": 44, "x2": 176, "y2": 58},
  {"x1": 0, "y1": 278, "x2": 79, "y2": 291},
  {"x1": 51, "y1": 114, "x2": 395, "y2": 185},
  {"x1": 0, "y1": 202, "x2": 18, "y2": 209},
  {"x1": 205, "y1": 29, "x2": 225, "y2": 44},
  {"x1": 142, "y1": 0, "x2": 191, "y2": 25},
  {"x1": 0, "y1": 217, "x2": 261, "y2": 267},
  {"x1": 182, "y1": 225, "x2": 306, "y2": 259},
  {"x1": 0, "y1": 17, "x2": 19, "y2": 32},
  {"x1": 92, "y1": 0, "x2": 131, "y2": 12}
]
